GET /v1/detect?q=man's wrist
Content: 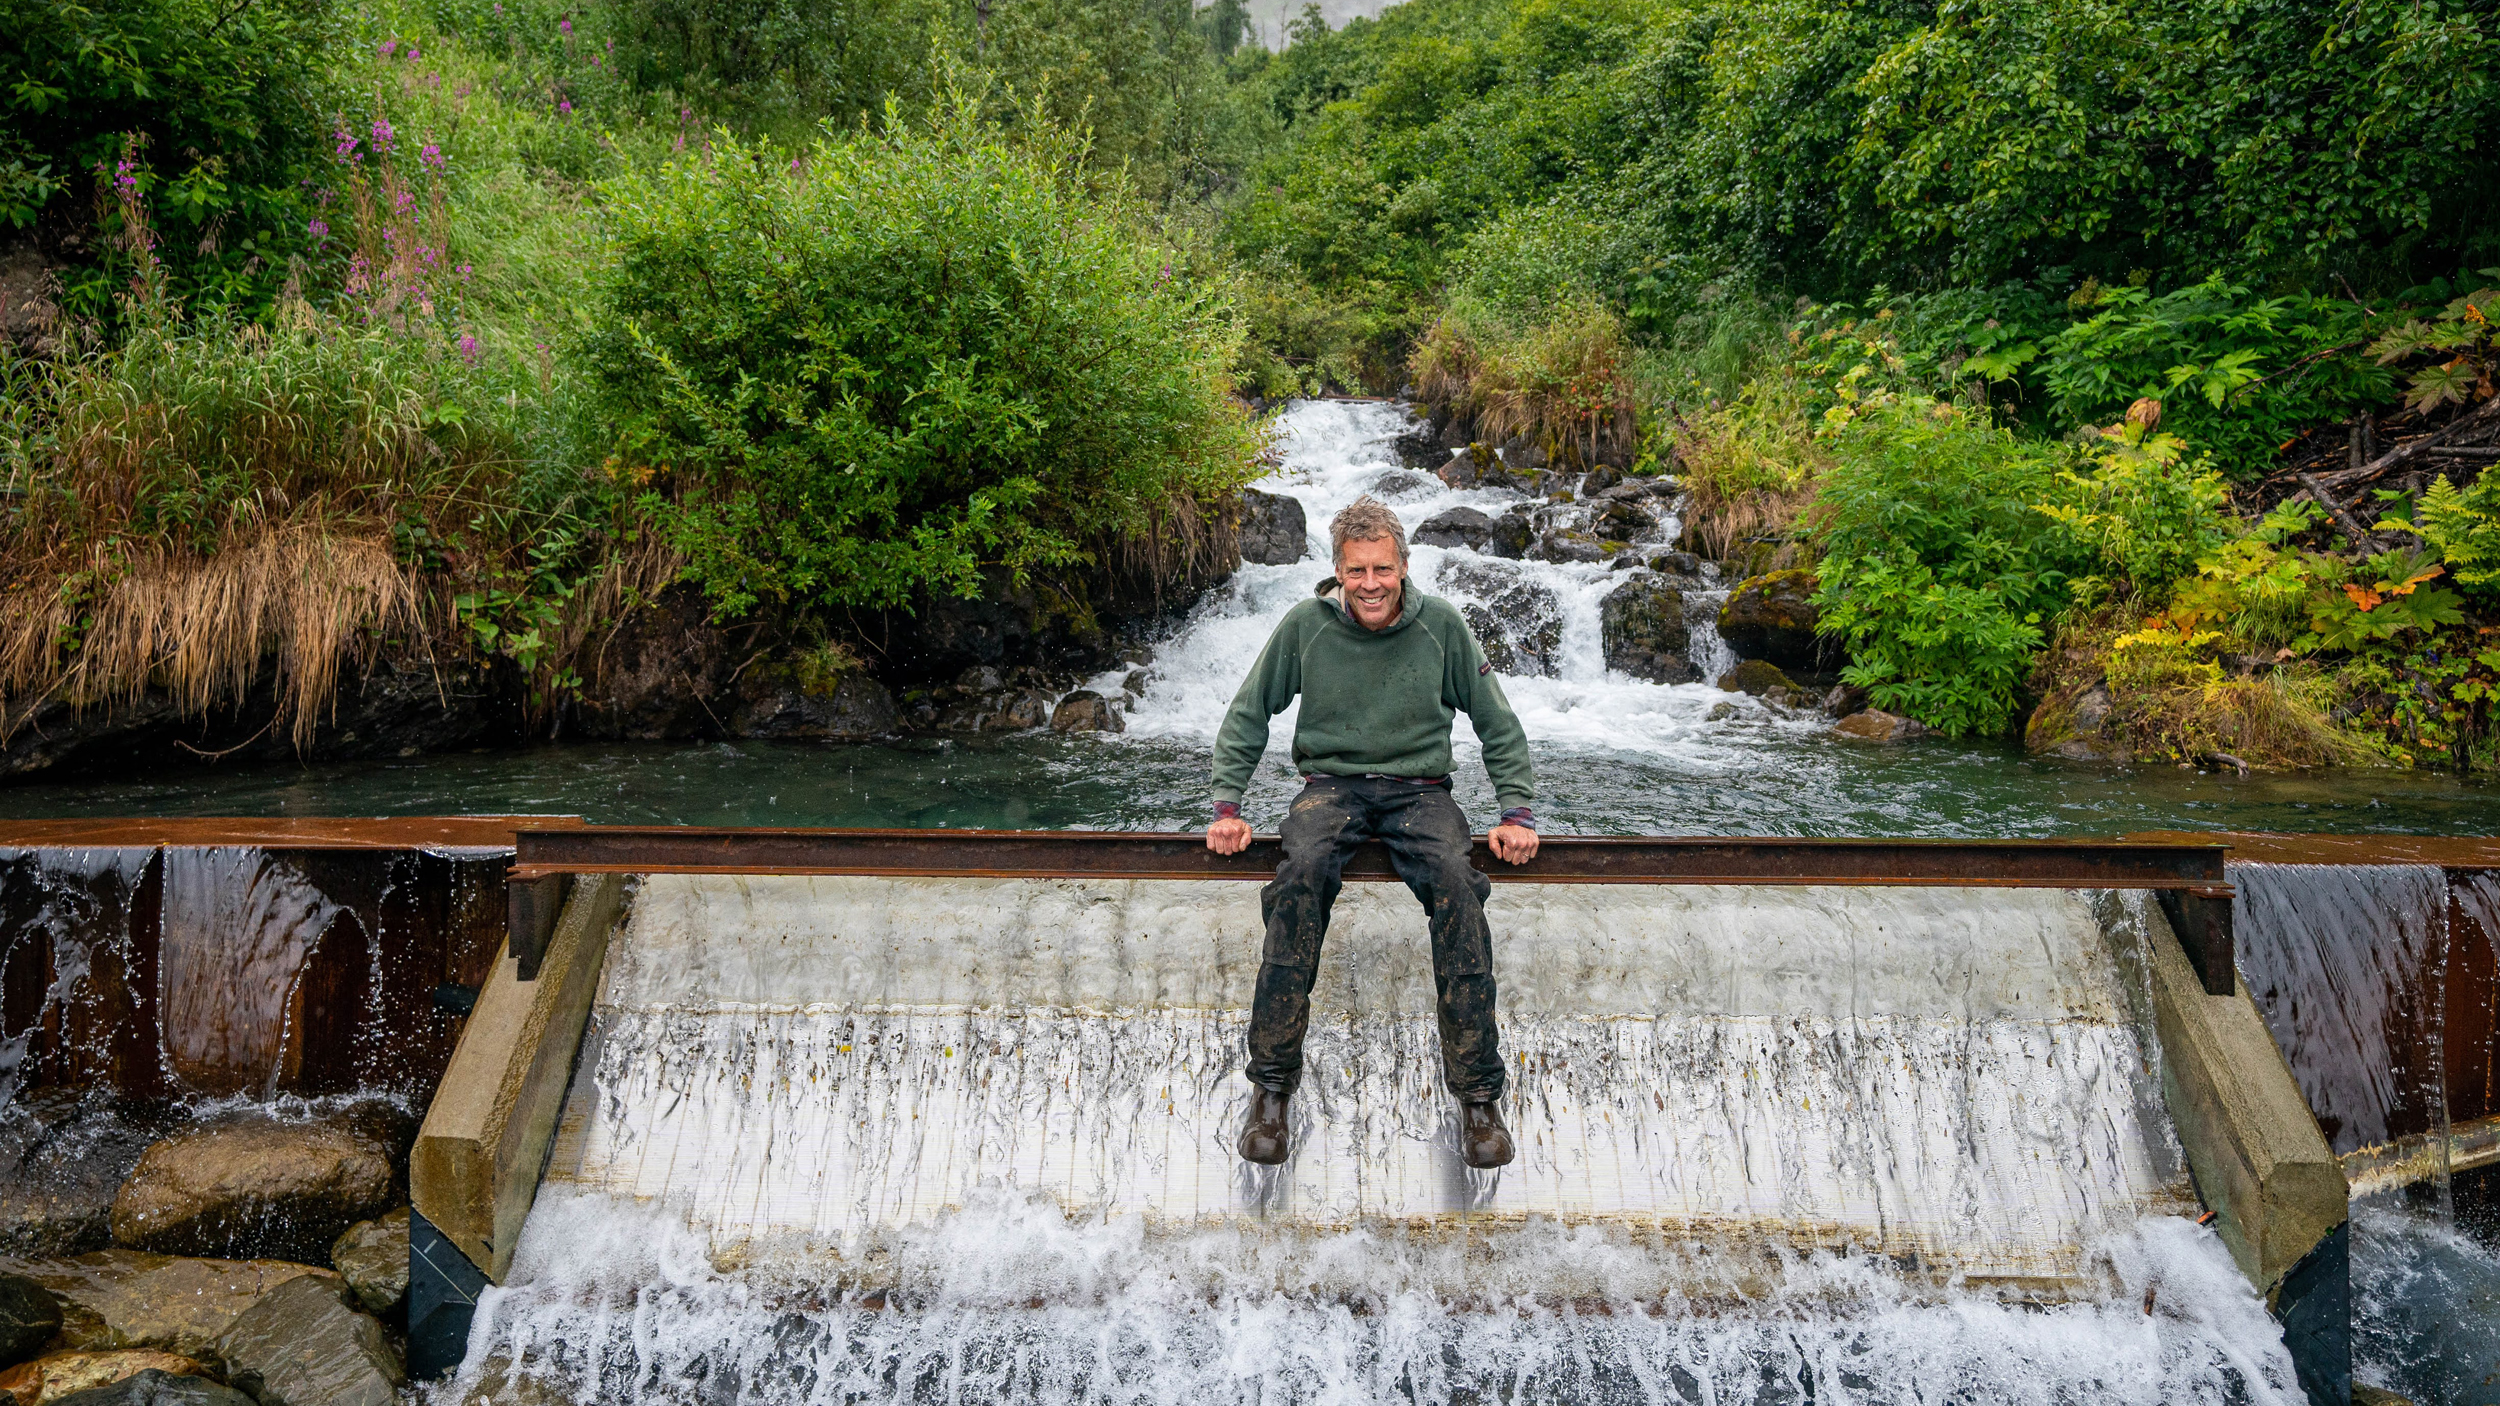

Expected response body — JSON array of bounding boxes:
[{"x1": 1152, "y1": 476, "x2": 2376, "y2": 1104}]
[
  {"x1": 1496, "y1": 806, "x2": 1535, "y2": 832},
  {"x1": 1213, "y1": 800, "x2": 1242, "y2": 823}
]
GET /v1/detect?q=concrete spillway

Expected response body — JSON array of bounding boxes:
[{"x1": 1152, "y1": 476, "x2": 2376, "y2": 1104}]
[{"x1": 540, "y1": 875, "x2": 2190, "y2": 1292}]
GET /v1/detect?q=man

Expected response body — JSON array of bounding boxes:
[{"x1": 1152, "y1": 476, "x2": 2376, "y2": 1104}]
[{"x1": 1206, "y1": 495, "x2": 1539, "y2": 1170}]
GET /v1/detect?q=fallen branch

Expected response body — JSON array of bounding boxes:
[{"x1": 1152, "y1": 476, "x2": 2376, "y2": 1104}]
[
  {"x1": 2293, "y1": 472, "x2": 2380, "y2": 551},
  {"x1": 2317, "y1": 394, "x2": 2500, "y2": 492}
]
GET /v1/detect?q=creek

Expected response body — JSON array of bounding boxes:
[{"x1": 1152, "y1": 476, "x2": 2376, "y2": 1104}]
[{"x1": 0, "y1": 400, "x2": 2489, "y2": 836}]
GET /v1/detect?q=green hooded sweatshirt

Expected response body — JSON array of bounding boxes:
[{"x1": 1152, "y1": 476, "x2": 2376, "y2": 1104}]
[{"x1": 1211, "y1": 581, "x2": 1535, "y2": 811}]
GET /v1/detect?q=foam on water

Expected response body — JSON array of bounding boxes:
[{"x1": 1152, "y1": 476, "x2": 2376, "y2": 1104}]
[
  {"x1": 442, "y1": 1189, "x2": 2299, "y2": 1405},
  {"x1": 1110, "y1": 400, "x2": 1814, "y2": 775}
]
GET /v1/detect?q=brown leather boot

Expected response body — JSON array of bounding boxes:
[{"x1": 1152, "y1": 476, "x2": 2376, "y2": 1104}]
[
  {"x1": 1460, "y1": 1100, "x2": 1514, "y2": 1168},
  {"x1": 1238, "y1": 1087, "x2": 1292, "y2": 1165}
]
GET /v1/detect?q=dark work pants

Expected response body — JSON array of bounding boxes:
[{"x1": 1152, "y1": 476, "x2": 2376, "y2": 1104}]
[{"x1": 1245, "y1": 775, "x2": 1506, "y2": 1103}]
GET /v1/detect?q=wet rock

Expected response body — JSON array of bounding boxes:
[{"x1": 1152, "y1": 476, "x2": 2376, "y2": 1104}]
[
  {"x1": 1365, "y1": 469, "x2": 1440, "y2": 502},
  {"x1": 0, "y1": 1096, "x2": 183, "y2": 1262},
  {"x1": 1498, "y1": 437, "x2": 1548, "y2": 471},
  {"x1": 1595, "y1": 480, "x2": 1654, "y2": 503},
  {"x1": 1437, "y1": 561, "x2": 1563, "y2": 678},
  {"x1": 1047, "y1": 691, "x2": 1124, "y2": 734},
  {"x1": 1579, "y1": 464, "x2": 1622, "y2": 495},
  {"x1": 1484, "y1": 510, "x2": 1535, "y2": 560},
  {"x1": 1821, "y1": 683, "x2": 1871, "y2": 717},
  {"x1": 44, "y1": 1368, "x2": 253, "y2": 1406},
  {"x1": 1119, "y1": 668, "x2": 1150, "y2": 697},
  {"x1": 0, "y1": 1275, "x2": 60, "y2": 1368},
  {"x1": 110, "y1": 1112, "x2": 400, "y2": 1265},
  {"x1": 574, "y1": 586, "x2": 744, "y2": 740},
  {"x1": 1436, "y1": 410, "x2": 1475, "y2": 449},
  {"x1": 1528, "y1": 531, "x2": 1608, "y2": 564},
  {"x1": 0, "y1": 1352, "x2": 219, "y2": 1406},
  {"x1": 729, "y1": 670, "x2": 898, "y2": 740},
  {"x1": 1600, "y1": 578, "x2": 1699, "y2": 684},
  {"x1": 1413, "y1": 507, "x2": 1496, "y2": 551},
  {"x1": 1716, "y1": 659, "x2": 1797, "y2": 698},
  {"x1": 1834, "y1": 709, "x2": 1930, "y2": 742},
  {"x1": 1706, "y1": 701, "x2": 1740, "y2": 722},
  {"x1": 1591, "y1": 497, "x2": 1656, "y2": 542},
  {"x1": 325, "y1": 1211, "x2": 406, "y2": 1318},
  {"x1": 1391, "y1": 426, "x2": 1447, "y2": 471},
  {"x1": 1717, "y1": 570, "x2": 1827, "y2": 674},
  {"x1": 1, "y1": 1254, "x2": 336, "y2": 1361},
  {"x1": 933, "y1": 689, "x2": 1052, "y2": 733},
  {"x1": 1646, "y1": 550, "x2": 1707, "y2": 577},
  {"x1": 1237, "y1": 488, "x2": 1308, "y2": 566},
  {"x1": 215, "y1": 1276, "x2": 400, "y2": 1406},
  {"x1": 2024, "y1": 681, "x2": 2126, "y2": 762}
]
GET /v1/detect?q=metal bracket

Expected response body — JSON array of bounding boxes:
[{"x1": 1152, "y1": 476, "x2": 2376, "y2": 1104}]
[
  {"x1": 2157, "y1": 883, "x2": 2237, "y2": 996},
  {"x1": 506, "y1": 872, "x2": 571, "y2": 981}
]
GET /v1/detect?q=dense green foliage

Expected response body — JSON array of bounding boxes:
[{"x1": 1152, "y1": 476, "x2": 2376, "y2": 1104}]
[{"x1": 586, "y1": 102, "x2": 1260, "y2": 617}]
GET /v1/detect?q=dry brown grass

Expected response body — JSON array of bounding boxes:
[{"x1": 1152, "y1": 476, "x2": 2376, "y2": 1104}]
[
  {"x1": 1668, "y1": 386, "x2": 1827, "y2": 565},
  {"x1": 0, "y1": 527, "x2": 424, "y2": 748}
]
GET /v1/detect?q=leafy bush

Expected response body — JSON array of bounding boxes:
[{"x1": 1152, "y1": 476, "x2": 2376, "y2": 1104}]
[
  {"x1": 2, "y1": 0, "x2": 344, "y2": 311},
  {"x1": 587, "y1": 100, "x2": 1262, "y2": 617},
  {"x1": 2037, "y1": 415, "x2": 2233, "y2": 603},
  {"x1": 1808, "y1": 395, "x2": 2088, "y2": 735}
]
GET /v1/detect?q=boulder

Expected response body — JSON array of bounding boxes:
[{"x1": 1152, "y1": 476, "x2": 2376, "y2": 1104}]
[
  {"x1": 1237, "y1": 488, "x2": 1308, "y2": 566},
  {"x1": 111, "y1": 1115, "x2": 399, "y2": 1264},
  {"x1": 1590, "y1": 497, "x2": 1656, "y2": 542},
  {"x1": 1716, "y1": 660, "x2": 1797, "y2": 698},
  {"x1": 1498, "y1": 437, "x2": 1549, "y2": 471},
  {"x1": 1821, "y1": 683, "x2": 1871, "y2": 717},
  {"x1": 2023, "y1": 681, "x2": 2126, "y2": 762},
  {"x1": 1047, "y1": 692, "x2": 1124, "y2": 734},
  {"x1": 932, "y1": 688, "x2": 1053, "y2": 733},
  {"x1": 0, "y1": 1353, "x2": 217, "y2": 1406},
  {"x1": 1600, "y1": 578, "x2": 1700, "y2": 684},
  {"x1": 1834, "y1": 709, "x2": 1930, "y2": 742},
  {"x1": 1391, "y1": 425, "x2": 1445, "y2": 471},
  {"x1": 1438, "y1": 561, "x2": 1563, "y2": 678},
  {"x1": 45, "y1": 1369, "x2": 253, "y2": 1406},
  {"x1": 0, "y1": 1275, "x2": 62, "y2": 1367},
  {"x1": 1717, "y1": 570, "x2": 1827, "y2": 673},
  {"x1": 325, "y1": 1211, "x2": 406, "y2": 1318},
  {"x1": 1484, "y1": 511, "x2": 1535, "y2": 559},
  {"x1": 729, "y1": 669, "x2": 898, "y2": 740},
  {"x1": 1366, "y1": 469, "x2": 1439, "y2": 501},
  {"x1": 573, "y1": 586, "x2": 739, "y2": 740},
  {"x1": 4, "y1": 1254, "x2": 338, "y2": 1361},
  {"x1": 1412, "y1": 507, "x2": 1495, "y2": 551},
  {"x1": 1645, "y1": 550, "x2": 1708, "y2": 578},
  {"x1": 215, "y1": 1277, "x2": 399, "y2": 1406},
  {"x1": 1527, "y1": 532, "x2": 1608, "y2": 564},
  {"x1": 0, "y1": 1094, "x2": 178, "y2": 1259}
]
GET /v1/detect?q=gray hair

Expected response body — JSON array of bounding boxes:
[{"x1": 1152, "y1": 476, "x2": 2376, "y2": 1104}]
[{"x1": 1329, "y1": 496, "x2": 1408, "y2": 567}]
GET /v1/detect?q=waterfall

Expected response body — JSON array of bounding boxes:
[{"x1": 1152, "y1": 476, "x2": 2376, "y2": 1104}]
[
  {"x1": 1111, "y1": 402, "x2": 1817, "y2": 773},
  {"x1": 437, "y1": 873, "x2": 2309, "y2": 1404}
]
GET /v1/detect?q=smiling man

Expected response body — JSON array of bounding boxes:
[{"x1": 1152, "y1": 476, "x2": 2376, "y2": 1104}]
[{"x1": 1206, "y1": 495, "x2": 1539, "y2": 1169}]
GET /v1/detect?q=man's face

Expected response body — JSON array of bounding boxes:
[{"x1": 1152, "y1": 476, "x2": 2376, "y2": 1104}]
[{"x1": 1336, "y1": 534, "x2": 1405, "y2": 630}]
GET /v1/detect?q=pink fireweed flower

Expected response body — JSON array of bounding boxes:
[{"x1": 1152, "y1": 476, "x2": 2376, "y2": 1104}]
[
  {"x1": 308, "y1": 218, "x2": 329, "y2": 240},
  {"x1": 379, "y1": 39, "x2": 397, "y2": 56},
  {"x1": 334, "y1": 127, "x2": 357, "y2": 159},
  {"x1": 557, "y1": 100, "x2": 573, "y2": 115},
  {"x1": 406, "y1": 46, "x2": 419, "y2": 61},
  {"x1": 394, "y1": 189, "x2": 415, "y2": 214},
  {"x1": 421, "y1": 144, "x2": 445, "y2": 170},
  {"x1": 456, "y1": 334, "x2": 480, "y2": 363},
  {"x1": 558, "y1": 17, "x2": 571, "y2": 35},
  {"x1": 371, "y1": 118, "x2": 396, "y2": 151},
  {"x1": 456, "y1": 263, "x2": 472, "y2": 278}
]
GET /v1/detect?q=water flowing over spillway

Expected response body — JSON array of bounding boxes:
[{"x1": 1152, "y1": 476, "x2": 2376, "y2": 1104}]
[{"x1": 437, "y1": 876, "x2": 2308, "y2": 1404}]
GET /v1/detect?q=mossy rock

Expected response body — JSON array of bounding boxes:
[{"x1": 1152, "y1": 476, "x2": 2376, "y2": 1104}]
[
  {"x1": 1715, "y1": 659, "x2": 1796, "y2": 697},
  {"x1": 1718, "y1": 570, "x2": 1828, "y2": 674}
]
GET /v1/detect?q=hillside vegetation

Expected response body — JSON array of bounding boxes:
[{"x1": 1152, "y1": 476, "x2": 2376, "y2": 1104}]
[{"x1": 4, "y1": 0, "x2": 2498, "y2": 769}]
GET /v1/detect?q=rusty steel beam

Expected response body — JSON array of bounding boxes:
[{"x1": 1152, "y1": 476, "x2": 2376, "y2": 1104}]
[{"x1": 512, "y1": 826, "x2": 2228, "y2": 890}]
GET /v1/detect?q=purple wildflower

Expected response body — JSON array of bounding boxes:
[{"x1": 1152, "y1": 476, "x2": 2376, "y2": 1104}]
[
  {"x1": 421, "y1": 144, "x2": 445, "y2": 170},
  {"x1": 557, "y1": 99, "x2": 573, "y2": 115},
  {"x1": 308, "y1": 217, "x2": 330, "y2": 239},
  {"x1": 406, "y1": 45, "x2": 419, "y2": 61},
  {"x1": 456, "y1": 263, "x2": 472, "y2": 277},
  {"x1": 335, "y1": 127, "x2": 358, "y2": 159},
  {"x1": 558, "y1": 16, "x2": 572, "y2": 35},
  {"x1": 458, "y1": 334, "x2": 480, "y2": 365},
  {"x1": 372, "y1": 118, "x2": 396, "y2": 151},
  {"x1": 379, "y1": 38, "x2": 398, "y2": 56}
]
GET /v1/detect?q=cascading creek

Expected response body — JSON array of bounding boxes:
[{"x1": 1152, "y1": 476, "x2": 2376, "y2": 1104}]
[
  {"x1": 1106, "y1": 401, "x2": 1822, "y2": 768},
  {"x1": 437, "y1": 874, "x2": 2311, "y2": 1404}
]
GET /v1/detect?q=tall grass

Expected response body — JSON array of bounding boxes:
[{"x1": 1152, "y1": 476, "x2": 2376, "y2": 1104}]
[{"x1": 1409, "y1": 299, "x2": 1638, "y2": 467}]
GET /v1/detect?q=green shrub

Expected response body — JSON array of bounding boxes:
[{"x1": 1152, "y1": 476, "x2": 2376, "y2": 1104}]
[
  {"x1": 1809, "y1": 394, "x2": 2089, "y2": 736},
  {"x1": 586, "y1": 99, "x2": 1262, "y2": 617},
  {"x1": 2, "y1": 0, "x2": 344, "y2": 313}
]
